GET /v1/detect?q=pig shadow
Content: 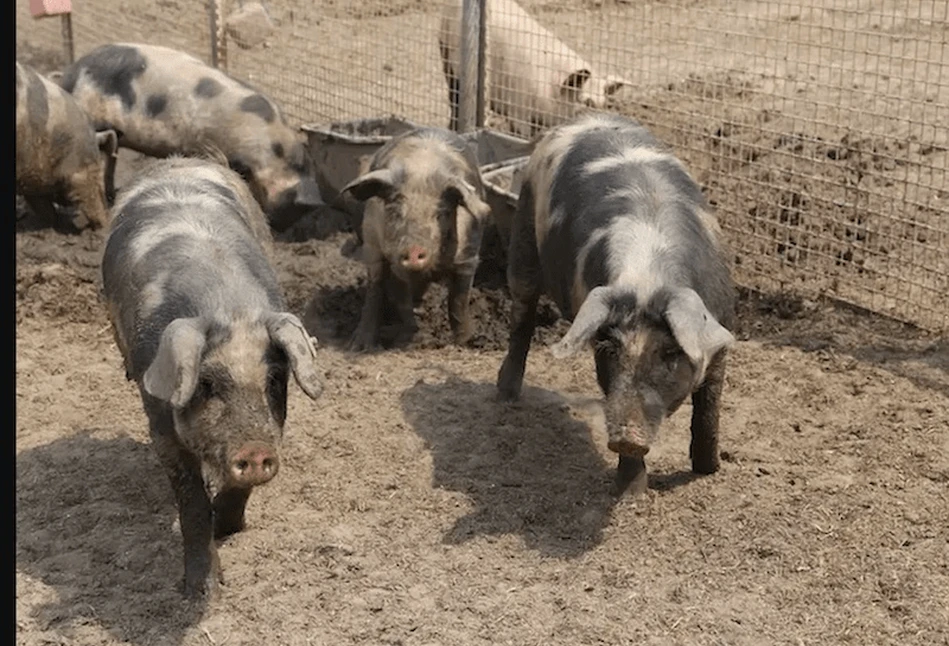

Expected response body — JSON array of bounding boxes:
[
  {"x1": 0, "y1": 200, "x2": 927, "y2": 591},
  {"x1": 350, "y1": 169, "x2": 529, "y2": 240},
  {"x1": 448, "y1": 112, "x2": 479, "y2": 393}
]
[
  {"x1": 400, "y1": 376, "x2": 702, "y2": 557},
  {"x1": 16, "y1": 430, "x2": 207, "y2": 645}
]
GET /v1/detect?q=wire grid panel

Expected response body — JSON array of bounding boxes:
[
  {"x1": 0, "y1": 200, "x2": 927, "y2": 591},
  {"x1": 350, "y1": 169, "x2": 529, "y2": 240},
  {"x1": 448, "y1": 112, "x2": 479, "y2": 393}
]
[
  {"x1": 16, "y1": 0, "x2": 213, "y2": 71},
  {"x1": 474, "y1": 0, "x2": 947, "y2": 331},
  {"x1": 222, "y1": 1, "x2": 456, "y2": 129}
]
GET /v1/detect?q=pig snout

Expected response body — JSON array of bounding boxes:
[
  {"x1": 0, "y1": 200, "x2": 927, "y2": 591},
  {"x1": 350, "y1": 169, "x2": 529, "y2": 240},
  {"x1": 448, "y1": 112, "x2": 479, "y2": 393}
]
[
  {"x1": 293, "y1": 177, "x2": 323, "y2": 207},
  {"x1": 229, "y1": 442, "x2": 280, "y2": 487},
  {"x1": 400, "y1": 245, "x2": 430, "y2": 270},
  {"x1": 607, "y1": 424, "x2": 651, "y2": 458}
]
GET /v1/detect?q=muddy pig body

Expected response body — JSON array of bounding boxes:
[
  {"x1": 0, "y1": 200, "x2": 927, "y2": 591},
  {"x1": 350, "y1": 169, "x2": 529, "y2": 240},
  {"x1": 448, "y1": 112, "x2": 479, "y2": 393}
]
[
  {"x1": 340, "y1": 127, "x2": 492, "y2": 351},
  {"x1": 497, "y1": 113, "x2": 736, "y2": 494},
  {"x1": 438, "y1": 0, "x2": 632, "y2": 137},
  {"x1": 101, "y1": 157, "x2": 324, "y2": 598},
  {"x1": 16, "y1": 61, "x2": 118, "y2": 229},
  {"x1": 61, "y1": 42, "x2": 323, "y2": 231}
]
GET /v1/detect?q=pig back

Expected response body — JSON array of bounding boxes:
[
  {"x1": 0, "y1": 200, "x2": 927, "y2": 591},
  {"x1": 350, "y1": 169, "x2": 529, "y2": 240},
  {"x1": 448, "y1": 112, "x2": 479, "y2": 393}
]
[{"x1": 101, "y1": 158, "x2": 284, "y2": 380}]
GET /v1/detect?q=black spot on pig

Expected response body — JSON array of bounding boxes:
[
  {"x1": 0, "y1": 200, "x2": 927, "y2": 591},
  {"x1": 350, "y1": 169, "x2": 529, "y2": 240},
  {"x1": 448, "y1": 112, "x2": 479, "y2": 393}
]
[
  {"x1": 145, "y1": 93, "x2": 168, "y2": 118},
  {"x1": 271, "y1": 142, "x2": 284, "y2": 159},
  {"x1": 194, "y1": 77, "x2": 223, "y2": 99},
  {"x1": 581, "y1": 235, "x2": 610, "y2": 290},
  {"x1": 26, "y1": 71, "x2": 49, "y2": 129},
  {"x1": 239, "y1": 94, "x2": 276, "y2": 124},
  {"x1": 61, "y1": 45, "x2": 147, "y2": 110}
]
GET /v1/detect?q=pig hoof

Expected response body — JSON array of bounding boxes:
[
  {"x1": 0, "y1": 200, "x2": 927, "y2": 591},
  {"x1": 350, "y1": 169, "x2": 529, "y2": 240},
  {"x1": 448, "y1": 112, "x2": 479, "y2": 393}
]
[
  {"x1": 182, "y1": 573, "x2": 222, "y2": 601},
  {"x1": 691, "y1": 455, "x2": 720, "y2": 475},
  {"x1": 347, "y1": 333, "x2": 377, "y2": 353},
  {"x1": 496, "y1": 357, "x2": 524, "y2": 401}
]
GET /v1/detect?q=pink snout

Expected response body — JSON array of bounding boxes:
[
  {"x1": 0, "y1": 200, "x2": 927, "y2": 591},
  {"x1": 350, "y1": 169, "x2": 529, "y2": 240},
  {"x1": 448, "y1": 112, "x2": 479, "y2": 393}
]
[
  {"x1": 607, "y1": 425, "x2": 651, "y2": 458},
  {"x1": 229, "y1": 442, "x2": 280, "y2": 487},
  {"x1": 400, "y1": 245, "x2": 430, "y2": 270}
]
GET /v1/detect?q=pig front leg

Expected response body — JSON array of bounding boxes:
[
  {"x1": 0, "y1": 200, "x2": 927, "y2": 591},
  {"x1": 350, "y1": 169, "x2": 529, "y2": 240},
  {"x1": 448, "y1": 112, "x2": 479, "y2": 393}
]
[
  {"x1": 446, "y1": 266, "x2": 477, "y2": 346},
  {"x1": 497, "y1": 185, "x2": 542, "y2": 401},
  {"x1": 349, "y1": 255, "x2": 386, "y2": 352},
  {"x1": 143, "y1": 399, "x2": 221, "y2": 600},
  {"x1": 213, "y1": 487, "x2": 253, "y2": 539},
  {"x1": 386, "y1": 268, "x2": 420, "y2": 347},
  {"x1": 690, "y1": 350, "x2": 727, "y2": 475}
]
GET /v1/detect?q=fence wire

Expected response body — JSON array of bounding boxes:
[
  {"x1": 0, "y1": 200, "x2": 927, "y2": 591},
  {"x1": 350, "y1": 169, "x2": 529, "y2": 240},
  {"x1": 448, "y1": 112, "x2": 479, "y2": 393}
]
[{"x1": 15, "y1": 0, "x2": 948, "y2": 332}]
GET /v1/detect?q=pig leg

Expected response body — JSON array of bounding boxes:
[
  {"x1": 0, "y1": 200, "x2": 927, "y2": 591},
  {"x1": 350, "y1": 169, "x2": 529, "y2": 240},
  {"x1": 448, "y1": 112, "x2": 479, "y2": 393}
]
[
  {"x1": 446, "y1": 268, "x2": 476, "y2": 346},
  {"x1": 23, "y1": 195, "x2": 59, "y2": 229},
  {"x1": 594, "y1": 332, "x2": 648, "y2": 496},
  {"x1": 496, "y1": 185, "x2": 542, "y2": 401},
  {"x1": 213, "y1": 487, "x2": 253, "y2": 539},
  {"x1": 349, "y1": 256, "x2": 386, "y2": 352},
  {"x1": 689, "y1": 350, "x2": 727, "y2": 475},
  {"x1": 386, "y1": 269, "x2": 419, "y2": 346},
  {"x1": 143, "y1": 399, "x2": 221, "y2": 599}
]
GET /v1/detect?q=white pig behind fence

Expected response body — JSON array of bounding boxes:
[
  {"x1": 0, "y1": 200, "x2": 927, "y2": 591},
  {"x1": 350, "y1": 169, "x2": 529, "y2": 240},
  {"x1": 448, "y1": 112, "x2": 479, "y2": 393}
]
[{"x1": 439, "y1": 0, "x2": 633, "y2": 138}]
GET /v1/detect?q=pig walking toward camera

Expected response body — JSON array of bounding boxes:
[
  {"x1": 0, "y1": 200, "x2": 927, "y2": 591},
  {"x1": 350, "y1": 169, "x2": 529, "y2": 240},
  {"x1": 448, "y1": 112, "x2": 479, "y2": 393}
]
[
  {"x1": 16, "y1": 61, "x2": 118, "y2": 229},
  {"x1": 438, "y1": 0, "x2": 632, "y2": 137},
  {"x1": 60, "y1": 42, "x2": 323, "y2": 231},
  {"x1": 101, "y1": 157, "x2": 324, "y2": 598},
  {"x1": 340, "y1": 127, "x2": 493, "y2": 351},
  {"x1": 496, "y1": 113, "x2": 736, "y2": 494}
]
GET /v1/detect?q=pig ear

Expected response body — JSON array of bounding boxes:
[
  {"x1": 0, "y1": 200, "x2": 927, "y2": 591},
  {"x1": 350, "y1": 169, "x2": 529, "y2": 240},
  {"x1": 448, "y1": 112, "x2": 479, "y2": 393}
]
[
  {"x1": 95, "y1": 129, "x2": 118, "y2": 156},
  {"x1": 340, "y1": 169, "x2": 397, "y2": 202},
  {"x1": 448, "y1": 178, "x2": 492, "y2": 223},
  {"x1": 664, "y1": 288, "x2": 734, "y2": 381},
  {"x1": 143, "y1": 318, "x2": 208, "y2": 408},
  {"x1": 265, "y1": 313, "x2": 324, "y2": 401},
  {"x1": 560, "y1": 69, "x2": 592, "y2": 101},
  {"x1": 604, "y1": 76, "x2": 630, "y2": 97},
  {"x1": 551, "y1": 286, "x2": 614, "y2": 359}
]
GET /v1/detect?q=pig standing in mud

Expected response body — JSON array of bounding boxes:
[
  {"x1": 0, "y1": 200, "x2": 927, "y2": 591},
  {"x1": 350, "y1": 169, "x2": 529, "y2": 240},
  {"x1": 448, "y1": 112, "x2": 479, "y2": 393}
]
[
  {"x1": 438, "y1": 0, "x2": 632, "y2": 137},
  {"x1": 101, "y1": 157, "x2": 324, "y2": 598},
  {"x1": 496, "y1": 113, "x2": 736, "y2": 494},
  {"x1": 340, "y1": 127, "x2": 493, "y2": 351},
  {"x1": 16, "y1": 61, "x2": 118, "y2": 230},
  {"x1": 60, "y1": 42, "x2": 323, "y2": 231}
]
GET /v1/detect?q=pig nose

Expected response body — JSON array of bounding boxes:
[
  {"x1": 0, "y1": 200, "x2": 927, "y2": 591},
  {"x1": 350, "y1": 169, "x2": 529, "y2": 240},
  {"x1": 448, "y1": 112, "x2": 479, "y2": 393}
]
[
  {"x1": 400, "y1": 245, "x2": 429, "y2": 270},
  {"x1": 230, "y1": 442, "x2": 280, "y2": 487},
  {"x1": 607, "y1": 425, "x2": 650, "y2": 458}
]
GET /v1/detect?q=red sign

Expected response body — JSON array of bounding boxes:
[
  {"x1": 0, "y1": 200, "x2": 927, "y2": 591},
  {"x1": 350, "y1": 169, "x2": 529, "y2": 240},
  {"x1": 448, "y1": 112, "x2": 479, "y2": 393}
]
[{"x1": 30, "y1": 0, "x2": 73, "y2": 17}]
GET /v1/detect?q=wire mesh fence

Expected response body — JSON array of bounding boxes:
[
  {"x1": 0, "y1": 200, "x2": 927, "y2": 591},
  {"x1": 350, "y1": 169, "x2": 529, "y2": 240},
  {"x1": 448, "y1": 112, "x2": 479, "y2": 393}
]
[{"x1": 15, "y1": 0, "x2": 948, "y2": 332}]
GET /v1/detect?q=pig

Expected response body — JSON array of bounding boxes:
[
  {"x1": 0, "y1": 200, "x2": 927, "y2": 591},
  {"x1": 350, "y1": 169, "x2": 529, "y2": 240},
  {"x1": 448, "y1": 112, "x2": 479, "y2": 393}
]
[
  {"x1": 496, "y1": 113, "x2": 736, "y2": 495},
  {"x1": 438, "y1": 0, "x2": 632, "y2": 138},
  {"x1": 101, "y1": 157, "x2": 324, "y2": 598},
  {"x1": 339, "y1": 127, "x2": 493, "y2": 351},
  {"x1": 15, "y1": 61, "x2": 118, "y2": 229},
  {"x1": 60, "y1": 42, "x2": 323, "y2": 231}
]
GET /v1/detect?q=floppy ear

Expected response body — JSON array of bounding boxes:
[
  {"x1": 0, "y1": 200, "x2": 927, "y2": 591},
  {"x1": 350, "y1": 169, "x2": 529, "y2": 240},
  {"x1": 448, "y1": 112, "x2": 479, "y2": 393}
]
[
  {"x1": 447, "y1": 177, "x2": 492, "y2": 224},
  {"x1": 604, "y1": 75, "x2": 630, "y2": 97},
  {"x1": 340, "y1": 168, "x2": 397, "y2": 202},
  {"x1": 265, "y1": 312, "x2": 323, "y2": 400},
  {"x1": 664, "y1": 288, "x2": 734, "y2": 383},
  {"x1": 560, "y1": 68, "x2": 592, "y2": 102},
  {"x1": 550, "y1": 286, "x2": 614, "y2": 359},
  {"x1": 143, "y1": 318, "x2": 208, "y2": 407}
]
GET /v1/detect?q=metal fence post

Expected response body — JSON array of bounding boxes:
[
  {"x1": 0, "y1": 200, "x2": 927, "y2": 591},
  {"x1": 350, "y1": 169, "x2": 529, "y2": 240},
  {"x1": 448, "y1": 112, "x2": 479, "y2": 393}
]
[
  {"x1": 475, "y1": 0, "x2": 486, "y2": 128},
  {"x1": 209, "y1": 0, "x2": 227, "y2": 70},
  {"x1": 61, "y1": 13, "x2": 74, "y2": 65},
  {"x1": 458, "y1": 0, "x2": 484, "y2": 133}
]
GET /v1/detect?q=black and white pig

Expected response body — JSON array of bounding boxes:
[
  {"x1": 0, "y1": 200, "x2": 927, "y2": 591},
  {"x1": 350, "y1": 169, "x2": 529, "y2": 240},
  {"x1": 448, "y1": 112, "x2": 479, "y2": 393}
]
[
  {"x1": 16, "y1": 61, "x2": 118, "y2": 229},
  {"x1": 61, "y1": 42, "x2": 323, "y2": 231},
  {"x1": 340, "y1": 127, "x2": 493, "y2": 351},
  {"x1": 101, "y1": 157, "x2": 324, "y2": 598},
  {"x1": 496, "y1": 113, "x2": 736, "y2": 494}
]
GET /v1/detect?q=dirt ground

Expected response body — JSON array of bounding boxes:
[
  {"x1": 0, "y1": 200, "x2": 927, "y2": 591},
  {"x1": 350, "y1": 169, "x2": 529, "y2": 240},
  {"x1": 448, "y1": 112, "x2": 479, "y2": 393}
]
[{"x1": 16, "y1": 0, "x2": 949, "y2": 645}]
